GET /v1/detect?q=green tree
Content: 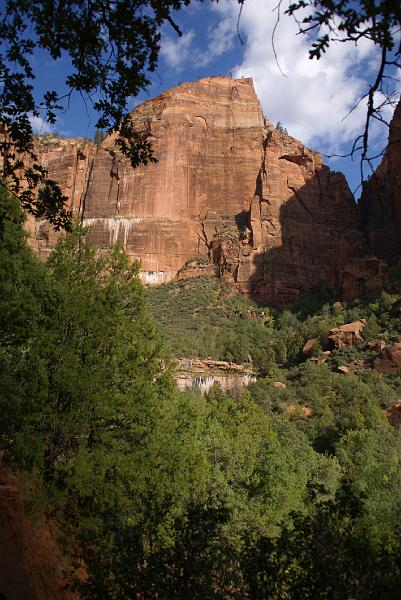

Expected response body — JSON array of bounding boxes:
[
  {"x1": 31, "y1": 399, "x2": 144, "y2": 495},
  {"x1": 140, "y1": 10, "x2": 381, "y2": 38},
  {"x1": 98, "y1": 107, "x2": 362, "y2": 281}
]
[
  {"x1": 336, "y1": 428, "x2": 401, "y2": 543},
  {"x1": 0, "y1": 187, "x2": 175, "y2": 517},
  {"x1": 242, "y1": 482, "x2": 401, "y2": 599},
  {"x1": 275, "y1": 121, "x2": 288, "y2": 134},
  {"x1": 72, "y1": 387, "x2": 341, "y2": 598},
  {"x1": 0, "y1": 0, "x2": 192, "y2": 226},
  {"x1": 0, "y1": 185, "x2": 55, "y2": 462},
  {"x1": 93, "y1": 129, "x2": 106, "y2": 148}
]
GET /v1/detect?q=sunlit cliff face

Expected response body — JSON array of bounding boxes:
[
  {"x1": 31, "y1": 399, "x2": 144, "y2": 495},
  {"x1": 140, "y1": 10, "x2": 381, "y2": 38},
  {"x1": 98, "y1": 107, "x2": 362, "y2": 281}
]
[{"x1": 27, "y1": 77, "x2": 396, "y2": 306}]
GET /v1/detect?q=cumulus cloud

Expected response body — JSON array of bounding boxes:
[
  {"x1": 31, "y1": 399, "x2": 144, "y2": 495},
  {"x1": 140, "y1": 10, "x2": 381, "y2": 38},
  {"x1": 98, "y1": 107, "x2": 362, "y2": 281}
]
[
  {"x1": 159, "y1": 6, "x2": 237, "y2": 70},
  {"x1": 160, "y1": 30, "x2": 195, "y2": 70},
  {"x1": 29, "y1": 114, "x2": 54, "y2": 135},
  {"x1": 195, "y1": 8, "x2": 238, "y2": 66},
  {"x1": 207, "y1": 0, "x2": 396, "y2": 154}
]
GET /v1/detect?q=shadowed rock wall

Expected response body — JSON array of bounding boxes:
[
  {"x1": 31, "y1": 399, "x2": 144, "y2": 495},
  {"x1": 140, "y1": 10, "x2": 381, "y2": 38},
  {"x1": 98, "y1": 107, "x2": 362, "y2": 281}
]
[{"x1": 360, "y1": 99, "x2": 401, "y2": 263}]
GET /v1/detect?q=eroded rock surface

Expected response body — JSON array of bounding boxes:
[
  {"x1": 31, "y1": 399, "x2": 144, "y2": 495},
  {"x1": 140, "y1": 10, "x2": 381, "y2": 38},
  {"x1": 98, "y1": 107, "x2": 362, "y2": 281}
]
[
  {"x1": 81, "y1": 77, "x2": 268, "y2": 285},
  {"x1": 26, "y1": 136, "x2": 96, "y2": 258},
  {"x1": 175, "y1": 357, "x2": 256, "y2": 395},
  {"x1": 327, "y1": 319, "x2": 366, "y2": 348},
  {"x1": 374, "y1": 343, "x2": 401, "y2": 375},
  {"x1": 360, "y1": 99, "x2": 401, "y2": 263},
  {"x1": 28, "y1": 76, "x2": 390, "y2": 305},
  {"x1": 341, "y1": 257, "x2": 388, "y2": 300}
]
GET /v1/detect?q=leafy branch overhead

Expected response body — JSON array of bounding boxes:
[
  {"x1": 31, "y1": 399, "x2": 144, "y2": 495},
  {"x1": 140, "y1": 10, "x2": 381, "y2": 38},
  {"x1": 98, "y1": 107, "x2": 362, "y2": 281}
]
[
  {"x1": 282, "y1": 0, "x2": 401, "y2": 173},
  {"x1": 0, "y1": 0, "x2": 191, "y2": 228}
]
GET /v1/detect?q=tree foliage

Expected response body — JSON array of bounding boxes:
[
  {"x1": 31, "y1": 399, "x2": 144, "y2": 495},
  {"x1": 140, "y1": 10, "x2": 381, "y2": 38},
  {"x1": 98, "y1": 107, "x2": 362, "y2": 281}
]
[
  {"x1": 278, "y1": 0, "x2": 401, "y2": 173},
  {"x1": 3, "y1": 160, "x2": 401, "y2": 596},
  {"x1": 0, "y1": 0, "x2": 193, "y2": 227},
  {"x1": 1, "y1": 0, "x2": 400, "y2": 225}
]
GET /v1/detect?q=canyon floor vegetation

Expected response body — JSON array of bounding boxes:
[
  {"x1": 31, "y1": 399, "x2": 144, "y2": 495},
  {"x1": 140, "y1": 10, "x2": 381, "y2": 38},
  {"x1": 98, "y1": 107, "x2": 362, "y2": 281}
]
[{"x1": 1, "y1": 185, "x2": 401, "y2": 598}]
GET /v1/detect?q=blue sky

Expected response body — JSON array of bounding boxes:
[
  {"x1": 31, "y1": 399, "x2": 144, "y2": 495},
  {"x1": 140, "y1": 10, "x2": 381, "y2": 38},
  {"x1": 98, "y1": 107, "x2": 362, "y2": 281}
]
[{"x1": 30, "y1": 0, "x2": 400, "y2": 196}]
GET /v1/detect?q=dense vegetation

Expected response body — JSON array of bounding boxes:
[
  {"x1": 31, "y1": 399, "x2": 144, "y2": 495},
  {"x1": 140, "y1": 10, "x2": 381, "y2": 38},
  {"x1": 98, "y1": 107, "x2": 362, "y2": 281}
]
[
  {"x1": 148, "y1": 277, "x2": 275, "y2": 369},
  {"x1": 2, "y1": 186, "x2": 401, "y2": 598},
  {"x1": 148, "y1": 273, "x2": 401, "y2": 371}
]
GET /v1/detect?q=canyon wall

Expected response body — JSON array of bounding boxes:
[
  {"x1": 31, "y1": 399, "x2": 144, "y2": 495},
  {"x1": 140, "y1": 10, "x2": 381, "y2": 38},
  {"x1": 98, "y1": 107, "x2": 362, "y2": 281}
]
[
  {"x1": 82, "y1": 76, "x2": 268, "y2": 285},
  {"x1": 29, "y1": 76, "x2": 389, "y2": 305},
  {"x1": 360, "y1": 99, "x2": 401, "y2": 263},
  {"x1": 26, "y1": 136, "x2": 96, "y2": 258}
]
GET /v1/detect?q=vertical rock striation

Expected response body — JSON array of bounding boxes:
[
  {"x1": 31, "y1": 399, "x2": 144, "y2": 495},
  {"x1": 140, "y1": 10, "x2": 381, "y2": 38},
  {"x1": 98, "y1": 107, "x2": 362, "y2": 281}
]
[
  {"x1": 26, "y1": 136, "x2": 96, "y2": 258},
  {"x1": 360, "y1": 99, "x2": 401, "y2": 263},
  {"x1": 82, "y1": 77, "x2": 268, "y2": 284},
  {"x1": 28, "y1": 76, "x2": 389, "y2": 306}
]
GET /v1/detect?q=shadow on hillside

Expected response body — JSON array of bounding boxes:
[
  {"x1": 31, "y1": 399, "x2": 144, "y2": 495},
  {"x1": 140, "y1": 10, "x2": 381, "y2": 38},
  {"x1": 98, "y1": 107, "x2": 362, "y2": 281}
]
[{"x1": 241, "y1": 162, "x2": 364, "y2": 312}]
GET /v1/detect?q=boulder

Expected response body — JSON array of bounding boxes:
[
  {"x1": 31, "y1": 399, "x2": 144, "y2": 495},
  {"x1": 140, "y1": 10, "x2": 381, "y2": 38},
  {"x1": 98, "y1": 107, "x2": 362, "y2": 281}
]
[
  {"x1": 310, "y1": 356, "x2": 326, "y2": 365},
  {"x1": 385, "y1": 402, "x2": 401, "y2": 428},
  {"x1": 303, "y1": 338, "x2": 319, "y2": 357},
  {"x1": 373, "y1": 343, "x2": 401, "y2": 375},
  {"x1": 327, "y1": 319, "x2": 366, "y2": 348},
  {"x1": 368, "y1": 339, "x2": 387, "y2": 351}
]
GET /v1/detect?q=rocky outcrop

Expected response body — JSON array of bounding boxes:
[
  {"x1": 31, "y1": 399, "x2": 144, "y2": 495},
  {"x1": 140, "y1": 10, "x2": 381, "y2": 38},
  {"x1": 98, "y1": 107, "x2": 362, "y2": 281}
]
[
  {"x1": 177, "y1": 357, "x2": 255, "y2": 374},
  {"x1": 327, "y1": 319, "x2": 366, "y2": 348},
  {"x1": 176, "y1": 258, "x2": 216, "y2": 280},
  {"x1": 341, "y1": 257, "x2": 388, "y2": 299},
  {"x1": 26, "y1": 135, "x2": 96, "y2": 258},
  {"x1": 28, "y1": 77, "x2": 390, "y2": 305},
  {"x1": 385, "y1": 402, "x2": 401, "y2": 428},
  {"x1": 360, "y1": 99, "x2": 401, "y2": 263},
  {"x1": 175, "y1": 357, "x2": 256, "y2": 394},
  {"x1": 373, "y1": 343, "x2": 401, "y2": 375}
]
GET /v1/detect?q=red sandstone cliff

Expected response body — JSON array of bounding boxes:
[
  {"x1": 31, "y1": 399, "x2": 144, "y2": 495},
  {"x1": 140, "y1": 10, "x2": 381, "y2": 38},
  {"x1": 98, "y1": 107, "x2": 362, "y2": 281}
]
[
  {"x1": 82, "y1": 77, "x2": 268, "y2": 285},
  {"x1": 26, "y1": 136, "x2": 96, "y2": 258},
  {"x1": 28, "y1": 76, "x2": 387, "y2": 305},
  {"x1": 360, "y1": 99, "x2": 401, "y2": 263}
]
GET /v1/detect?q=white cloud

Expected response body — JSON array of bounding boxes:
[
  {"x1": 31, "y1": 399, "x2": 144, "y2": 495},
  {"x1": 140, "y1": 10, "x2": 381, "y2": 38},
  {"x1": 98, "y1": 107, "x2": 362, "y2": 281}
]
[
  {"x1": 160, "y1": 30, "x2": 195, "y2": 70},
  {"x1": 206, "y1": 0, "x2": 397, "y2": 154},
  {"x1": 29, "y1": 114, "x2": 54, "y2": 135},
  {"x1": 195, "y1": 6, "x2": 238, "y2": 66}
]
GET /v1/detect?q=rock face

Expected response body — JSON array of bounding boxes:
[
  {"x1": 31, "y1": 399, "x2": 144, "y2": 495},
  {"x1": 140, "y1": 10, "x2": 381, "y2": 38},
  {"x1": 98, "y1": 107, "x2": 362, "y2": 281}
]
[
  {"x1": 360, "y1": 99, "x2": 401, "y2": 263},
  {"x1": 175, "y1": 357, "x2": 256, "y2": 395},
  {"x1": 28, "y1": 76, "x2": 389, "y2": 305},
  {"x1": 341, "y1": 257, "x2": 388, "y2": 300},
  {"x1": 82, "y1": 77, "x2": 268, "y2": 285},
  {"x1": 0, "y1": 457, "x2": 79, "y2": 600},
  {"x1": 26, "y1": 136, "x2": 96, "y2": 258},
  {"x1": 373, "y1": 343, "x2": 401, "y2": 375},
  {"x1": 327, "y1": 319, "x2": 366, "y2": 348},
  {"x1": 236, "y1": 131, "x2": 368, "y2": 305}
]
